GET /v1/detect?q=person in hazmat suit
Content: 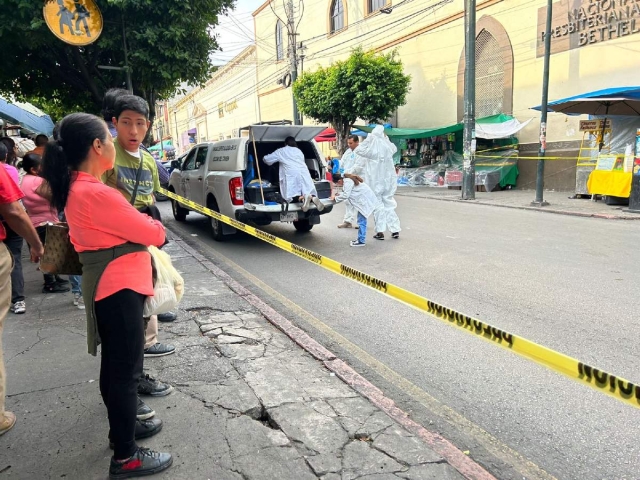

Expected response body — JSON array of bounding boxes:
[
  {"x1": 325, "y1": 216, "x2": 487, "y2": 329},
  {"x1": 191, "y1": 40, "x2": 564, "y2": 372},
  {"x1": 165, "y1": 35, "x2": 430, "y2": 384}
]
[
  {"x1": 337, "y1": 135, "x2": 367, "y2": 229},
  {"x1": 263, "y1": 137, "x2": 324, "y2": 212},
  {"x1": 353, "y1": 125, "x2": 401, "y2": 239}
]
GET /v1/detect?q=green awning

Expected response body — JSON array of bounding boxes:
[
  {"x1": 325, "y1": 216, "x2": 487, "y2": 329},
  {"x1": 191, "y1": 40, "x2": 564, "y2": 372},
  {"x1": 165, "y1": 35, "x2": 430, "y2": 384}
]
[
  {"x1": 353, "y1": 123, "x2": 462, "y2": 139},
  {"x1": 353, "y1": 114, "x2": 520, "y2": 139}
]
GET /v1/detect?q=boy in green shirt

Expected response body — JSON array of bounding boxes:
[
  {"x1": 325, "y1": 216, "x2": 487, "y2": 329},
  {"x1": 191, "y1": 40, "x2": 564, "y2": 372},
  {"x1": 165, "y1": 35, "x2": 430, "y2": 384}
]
[
  {"x1": 103, "y1": 97, "x2": 160, "y2": 209},
  {"x1": 105, "y1": 94, "x2": 176, "y2": 392}
]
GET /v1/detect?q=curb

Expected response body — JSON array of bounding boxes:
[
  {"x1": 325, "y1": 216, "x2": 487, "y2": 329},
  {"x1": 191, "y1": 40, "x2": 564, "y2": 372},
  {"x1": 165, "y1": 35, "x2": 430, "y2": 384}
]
[
  {"x1": 169, "y1": 229, "x2": 496, "y2": 480},
  {"x1": 395, "y1": 192, "x2": 640, "y2": 220}
]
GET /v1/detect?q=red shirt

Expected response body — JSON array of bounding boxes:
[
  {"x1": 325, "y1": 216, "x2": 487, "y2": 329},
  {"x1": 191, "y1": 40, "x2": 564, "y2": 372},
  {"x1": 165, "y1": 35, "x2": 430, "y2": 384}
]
[
  {"x1": 0, "y1": 165, "x2": 24, "y2": 241},
  {"x1": 65, "y1": 172, "x2": 165, "y2": 301}
]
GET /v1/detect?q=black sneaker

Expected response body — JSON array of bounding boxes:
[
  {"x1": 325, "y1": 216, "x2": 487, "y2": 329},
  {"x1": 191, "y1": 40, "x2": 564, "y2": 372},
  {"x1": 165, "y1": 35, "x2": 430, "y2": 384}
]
[
  {"x1": 109, "y1": 447, "x2": 172, "y2": 479},
  {"x1": 391, "y1": 232, "x2": 400, "y2": 239},
  {"x1": 42, "y1": 282, "x2": 71, "y2": 293},
  {"x1": 54, "y1": 275, "x2": 70, "y2": 285},
  {"x1": 138, "y1": 374, "x2": 174, "y2": 397},
  {"x1": 157, "y1": 311, "x2": 177, "y2": 323},
  {"x1": 143, "y1": 343, "x2": 175, "y2": 358},
  {"x1": 137, "y1": 397, "x2": 155, "y2": 420},
  {"x1": 373, "y1": 233, "x2": 385, "y2": 240},
  {"x1": 109, "y1": 418, "x2": 163, "y2": 449}
]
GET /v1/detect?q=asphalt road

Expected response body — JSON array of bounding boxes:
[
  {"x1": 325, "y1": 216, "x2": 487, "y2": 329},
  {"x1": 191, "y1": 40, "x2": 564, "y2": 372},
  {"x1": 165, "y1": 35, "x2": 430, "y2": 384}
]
[{"x1": 158, "y1": 196, "x2": 640, "y2": 480}]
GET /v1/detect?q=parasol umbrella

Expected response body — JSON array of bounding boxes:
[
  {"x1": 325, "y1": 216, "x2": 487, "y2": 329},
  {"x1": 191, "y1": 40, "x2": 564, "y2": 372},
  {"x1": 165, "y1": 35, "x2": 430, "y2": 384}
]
[
  {"x1": 0, "y1": 97, "x2": 54, "y2": 136},
  {"x1": 314, "y1": 128, "x2": 336, "y2": 143},
  {"x1": 532, "y1": 86, "x2": 640, "y2": 150}
]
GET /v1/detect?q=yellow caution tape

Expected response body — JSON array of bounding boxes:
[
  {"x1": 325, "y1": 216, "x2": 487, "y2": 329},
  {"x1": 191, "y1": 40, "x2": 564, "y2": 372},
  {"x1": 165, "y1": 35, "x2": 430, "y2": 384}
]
[
  {"x1": 159, "y1": 187, "x2": 640, "y2": 409},
  {"x1": 474, "y1": 155, "x2": 596, "y2": 161}
]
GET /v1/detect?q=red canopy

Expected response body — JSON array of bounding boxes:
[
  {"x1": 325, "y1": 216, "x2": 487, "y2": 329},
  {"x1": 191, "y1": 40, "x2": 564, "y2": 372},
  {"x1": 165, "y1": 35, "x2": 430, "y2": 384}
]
[{"x1": 314, "y1": 128, "x2": 336, "y2": 142}]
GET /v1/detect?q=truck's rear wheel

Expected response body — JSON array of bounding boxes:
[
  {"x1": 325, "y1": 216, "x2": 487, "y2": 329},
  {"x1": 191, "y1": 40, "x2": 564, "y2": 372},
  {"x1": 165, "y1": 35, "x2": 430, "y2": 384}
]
[
  {"x1": 293, "y1": 219, "x2": 313, "y2": 232},
  {"x1": 208, "y1": 198, "x2": 225, "y2": 242},
  {"x1": 171, "y1": 191, "x2": 188, "y2": 222}
]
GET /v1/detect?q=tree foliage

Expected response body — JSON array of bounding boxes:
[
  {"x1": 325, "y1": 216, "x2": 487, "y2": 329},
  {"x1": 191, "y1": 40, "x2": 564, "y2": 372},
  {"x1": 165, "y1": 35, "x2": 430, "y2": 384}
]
[
  {"x1": 293, "y1": 47, "x2": 411, "y2": 154},
  {"x1": 0, "y1": 0, "x2": 233, "y2": 132}
]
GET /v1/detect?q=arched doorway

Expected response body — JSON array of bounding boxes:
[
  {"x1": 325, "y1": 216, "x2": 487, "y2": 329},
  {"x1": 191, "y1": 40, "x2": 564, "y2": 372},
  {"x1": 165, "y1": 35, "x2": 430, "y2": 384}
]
[{"x1": 457, "y1": 16, "x2": 514, "y2": 121}]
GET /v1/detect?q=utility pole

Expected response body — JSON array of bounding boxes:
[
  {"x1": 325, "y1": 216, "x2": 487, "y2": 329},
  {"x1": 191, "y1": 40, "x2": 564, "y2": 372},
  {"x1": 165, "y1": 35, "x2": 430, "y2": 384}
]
[
  {"x1": 532, "y1": 0, "x2": 553, "y2": 207},
  {"x1": 462, "y1": 0, "x2": 476, "y2": 200},
  {"x1": 286, "y1": 0, "x2": 301, "y2": 125},
  {"x1": 158, "y1": 120, "x2": 164, "y2": 160},
  {"x1": 122, "y1": 14, "x2": 133, "y2": 92},
  {"x1": 173, "y1": 111, "x2": 179, "y2": 150}
]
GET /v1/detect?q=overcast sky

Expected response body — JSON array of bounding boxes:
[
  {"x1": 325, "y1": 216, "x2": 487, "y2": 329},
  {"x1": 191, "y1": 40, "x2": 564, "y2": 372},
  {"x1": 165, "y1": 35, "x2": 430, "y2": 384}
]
[{"x1": 212, "y1": 0, "x2": 266, "y2": 66}]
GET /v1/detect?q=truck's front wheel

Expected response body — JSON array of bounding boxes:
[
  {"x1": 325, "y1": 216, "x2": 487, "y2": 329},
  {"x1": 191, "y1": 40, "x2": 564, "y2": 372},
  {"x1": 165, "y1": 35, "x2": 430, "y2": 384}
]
[{"x1": 293, "y1": 219, "x2": 313, "y2": 232}]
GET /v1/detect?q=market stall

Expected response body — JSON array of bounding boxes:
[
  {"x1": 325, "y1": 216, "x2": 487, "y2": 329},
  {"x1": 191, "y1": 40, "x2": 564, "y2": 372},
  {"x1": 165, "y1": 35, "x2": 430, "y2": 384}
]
[
  {"x1": 585, "y1": 116, "x2": 640, "y2": 202},
  {"x1": 354, "y1": 114, "x2": 529, "y2": 191},
  {"x1": 533, "y1": 86, "x2": 640, "y2": 200}
]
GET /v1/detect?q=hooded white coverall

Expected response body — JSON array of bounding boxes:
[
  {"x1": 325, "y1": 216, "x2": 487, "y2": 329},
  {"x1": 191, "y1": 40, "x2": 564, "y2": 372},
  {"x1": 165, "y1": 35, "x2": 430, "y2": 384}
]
[
  {"x1": 340, "y1": 147, "x2": 367, "y2": 225},
  {"x1": 264, "y1": 146, "x2": 317, "y2": 202},
  {"x1": 353, "y1": 125, "x2": 401, "y2": 233}
]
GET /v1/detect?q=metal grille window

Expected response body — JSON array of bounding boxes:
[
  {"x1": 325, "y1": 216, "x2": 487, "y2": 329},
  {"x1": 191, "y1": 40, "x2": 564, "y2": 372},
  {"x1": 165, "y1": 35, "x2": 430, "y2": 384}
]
[
  {"x1": 475, "y1": 30, "x2": 505, "y2": 118},
  {"x1": 330, "y1": 0, "x2": 344, "y2": 33},
  {"x1": 276, "y1": 21, "x2": 284, "y2": 61},
  {"x1": 368, "y1": 0, "x2": 386, "y2": 14}
]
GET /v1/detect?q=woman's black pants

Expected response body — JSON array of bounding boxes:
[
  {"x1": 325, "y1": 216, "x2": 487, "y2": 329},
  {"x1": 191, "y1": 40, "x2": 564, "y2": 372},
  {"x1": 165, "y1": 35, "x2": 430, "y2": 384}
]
[{"x1": 95, "y1": 289, "x2": 145, "y2": 460}]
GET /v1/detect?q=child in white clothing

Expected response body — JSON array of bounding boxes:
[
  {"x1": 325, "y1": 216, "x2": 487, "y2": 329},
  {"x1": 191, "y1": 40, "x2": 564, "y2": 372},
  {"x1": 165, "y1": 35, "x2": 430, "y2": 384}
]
[{"x1": 330, "y1": 173, "x2": 383, "y2": 247}]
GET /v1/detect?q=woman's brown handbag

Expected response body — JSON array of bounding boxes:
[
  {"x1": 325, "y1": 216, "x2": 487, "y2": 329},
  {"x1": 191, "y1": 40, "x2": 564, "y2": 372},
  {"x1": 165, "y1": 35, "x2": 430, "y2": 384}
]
[{"x1": 39, "y1": 223, "x2": 83, "y2": 275}]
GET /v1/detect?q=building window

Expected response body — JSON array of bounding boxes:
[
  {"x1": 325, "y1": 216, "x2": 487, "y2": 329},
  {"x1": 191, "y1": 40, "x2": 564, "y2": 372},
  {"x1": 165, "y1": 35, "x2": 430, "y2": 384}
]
[
  {"x1": 276, "y1": 20, "x2": 284, "y2": 61},
  {"x1": 475, "y1": 29, "x2": 505, "y2": 118},
  {"x1": 330, "y1": 0, "x2": 344, "y2": 33},
  {"x1": 368, "y1": 0, "x2": 387, "y2": 14}
]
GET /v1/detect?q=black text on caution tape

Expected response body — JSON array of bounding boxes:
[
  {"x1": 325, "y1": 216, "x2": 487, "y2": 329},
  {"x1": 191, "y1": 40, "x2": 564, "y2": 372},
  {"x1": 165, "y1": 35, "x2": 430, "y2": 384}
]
[{"x1": 340, "y1": 265, "x2": 388, "y2": 293}]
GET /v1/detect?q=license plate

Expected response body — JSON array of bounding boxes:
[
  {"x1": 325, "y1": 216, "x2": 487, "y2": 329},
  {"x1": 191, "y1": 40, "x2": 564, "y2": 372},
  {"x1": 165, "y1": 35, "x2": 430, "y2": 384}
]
[{"x1": 280, "y1": 212, "x2": 298, "y2": 222}]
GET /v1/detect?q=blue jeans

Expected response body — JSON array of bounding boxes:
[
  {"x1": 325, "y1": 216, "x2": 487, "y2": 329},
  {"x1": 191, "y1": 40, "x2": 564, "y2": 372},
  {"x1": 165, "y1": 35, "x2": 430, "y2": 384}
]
[
  {"x1": 70, "y1": 275, "x2": 82, "y2": 295},
  {"x1": 357, "y1": 212, "x2": 367, "y2": 244}
]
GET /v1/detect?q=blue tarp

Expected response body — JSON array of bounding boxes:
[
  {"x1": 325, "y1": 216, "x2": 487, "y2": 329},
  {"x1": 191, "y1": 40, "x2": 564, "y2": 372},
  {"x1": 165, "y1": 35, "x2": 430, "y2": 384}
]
[
  {"x1": 532, "y1": 86, "x2": 640, "y2": 115},
  {"x1": 0, "y1": 98, "x2": 54, "y2": 136}
]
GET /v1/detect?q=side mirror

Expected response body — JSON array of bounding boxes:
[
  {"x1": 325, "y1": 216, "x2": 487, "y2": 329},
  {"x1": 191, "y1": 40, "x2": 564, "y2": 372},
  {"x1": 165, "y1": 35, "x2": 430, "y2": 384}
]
[{"x1": 171, "y1": 160, "x2": 180, "y2": 169}]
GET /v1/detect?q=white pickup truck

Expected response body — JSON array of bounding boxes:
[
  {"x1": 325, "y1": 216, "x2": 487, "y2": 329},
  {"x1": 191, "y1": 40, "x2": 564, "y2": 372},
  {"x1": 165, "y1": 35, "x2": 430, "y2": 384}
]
[{"x1": 168, "y1": 124, "x2": 334, "y2": 241}]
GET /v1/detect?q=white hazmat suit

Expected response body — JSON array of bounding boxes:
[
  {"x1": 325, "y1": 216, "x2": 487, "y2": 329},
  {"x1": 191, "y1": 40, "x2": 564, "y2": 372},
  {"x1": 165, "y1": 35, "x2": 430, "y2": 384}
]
[
  {"x1": 340, "y1": 147, "x2": 367, "y2": 225},
  {"x1": 264, "y1": 146, "x2": 317, "y2": 202},
  {"x1": 353, "y1": 125, "x2": 401, "y2": 234}
]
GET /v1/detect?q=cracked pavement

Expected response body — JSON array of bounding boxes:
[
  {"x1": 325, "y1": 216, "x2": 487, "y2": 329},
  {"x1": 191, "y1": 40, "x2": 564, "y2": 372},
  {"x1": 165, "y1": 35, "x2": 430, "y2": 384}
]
[{"x1": 1, "y1": 238, "x2": 476, "y2": 480}]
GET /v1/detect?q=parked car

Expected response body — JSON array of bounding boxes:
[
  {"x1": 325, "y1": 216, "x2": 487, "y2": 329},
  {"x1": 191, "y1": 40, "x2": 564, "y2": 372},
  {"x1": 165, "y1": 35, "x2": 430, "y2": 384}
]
[
  {"x1": 167, "y1": 124, "x2": 334, "y2": 241},
  {"x1": 154, "y1": 157, "x2": 173, "y2": 202}
]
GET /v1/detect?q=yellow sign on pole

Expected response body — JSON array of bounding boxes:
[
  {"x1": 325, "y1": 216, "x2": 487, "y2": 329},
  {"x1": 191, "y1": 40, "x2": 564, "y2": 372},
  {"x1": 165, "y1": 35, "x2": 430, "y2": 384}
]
[
  {"x1": 579, "y1": 119, "x2": 612, "y2": 132},
  {"x1": 43, "y1": 0, "x2": 103, "y2": 46}
]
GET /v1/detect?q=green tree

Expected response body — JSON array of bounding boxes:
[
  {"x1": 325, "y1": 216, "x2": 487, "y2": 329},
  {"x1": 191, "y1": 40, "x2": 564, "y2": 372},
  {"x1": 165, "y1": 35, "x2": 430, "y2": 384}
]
[
  {"x1": 0, "y1": 0, "x2": 233, "y2": 137},
  {"x1": 293, "y1": 47, "x2": 411, "y2": 154}
]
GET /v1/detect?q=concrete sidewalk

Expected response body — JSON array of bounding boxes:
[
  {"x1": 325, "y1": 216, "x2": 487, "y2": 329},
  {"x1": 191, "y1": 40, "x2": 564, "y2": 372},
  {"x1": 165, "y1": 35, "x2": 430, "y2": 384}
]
[
  {"x1": 395, "y1": 186, "x2": 640, "y2": 220},
  {"x1": 1, "y1": 234, "x2": 492, "y2": 480}
]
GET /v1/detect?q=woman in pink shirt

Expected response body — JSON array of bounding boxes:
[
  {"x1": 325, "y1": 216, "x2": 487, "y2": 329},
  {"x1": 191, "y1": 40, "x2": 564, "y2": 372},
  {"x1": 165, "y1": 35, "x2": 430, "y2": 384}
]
[
  {"x1": 41, "y1": 113, "x2": 172, "y2": 478},
  {"x1": 20, "y1": 153, "x2": 70, "y2": 293}
]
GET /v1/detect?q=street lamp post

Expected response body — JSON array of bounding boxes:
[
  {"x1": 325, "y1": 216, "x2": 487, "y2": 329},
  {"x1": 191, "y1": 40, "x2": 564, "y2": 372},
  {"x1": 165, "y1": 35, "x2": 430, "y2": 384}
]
[{"x1": 97, "y1": 65, "x2": 132, "y2": 92}]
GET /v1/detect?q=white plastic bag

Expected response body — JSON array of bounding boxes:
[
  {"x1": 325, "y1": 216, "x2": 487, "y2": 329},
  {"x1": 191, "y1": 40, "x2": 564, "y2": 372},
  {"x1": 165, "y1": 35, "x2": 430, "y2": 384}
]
[{"x1": 144, "y1": 246, "x2": 185, "y2": 317}]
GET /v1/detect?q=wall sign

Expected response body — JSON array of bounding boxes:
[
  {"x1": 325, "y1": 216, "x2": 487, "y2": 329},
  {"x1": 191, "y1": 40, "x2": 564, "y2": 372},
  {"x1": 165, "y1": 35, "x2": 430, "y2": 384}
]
[
  {"x1": 43, "y1": 0, "x2": 103, "y2": 46},
  {"x1": 579, "y1": 119, "x2": 612, "y2": 131},
  {"x1": 537, "y1": 0, "x2": 640, "y2": 57}
]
